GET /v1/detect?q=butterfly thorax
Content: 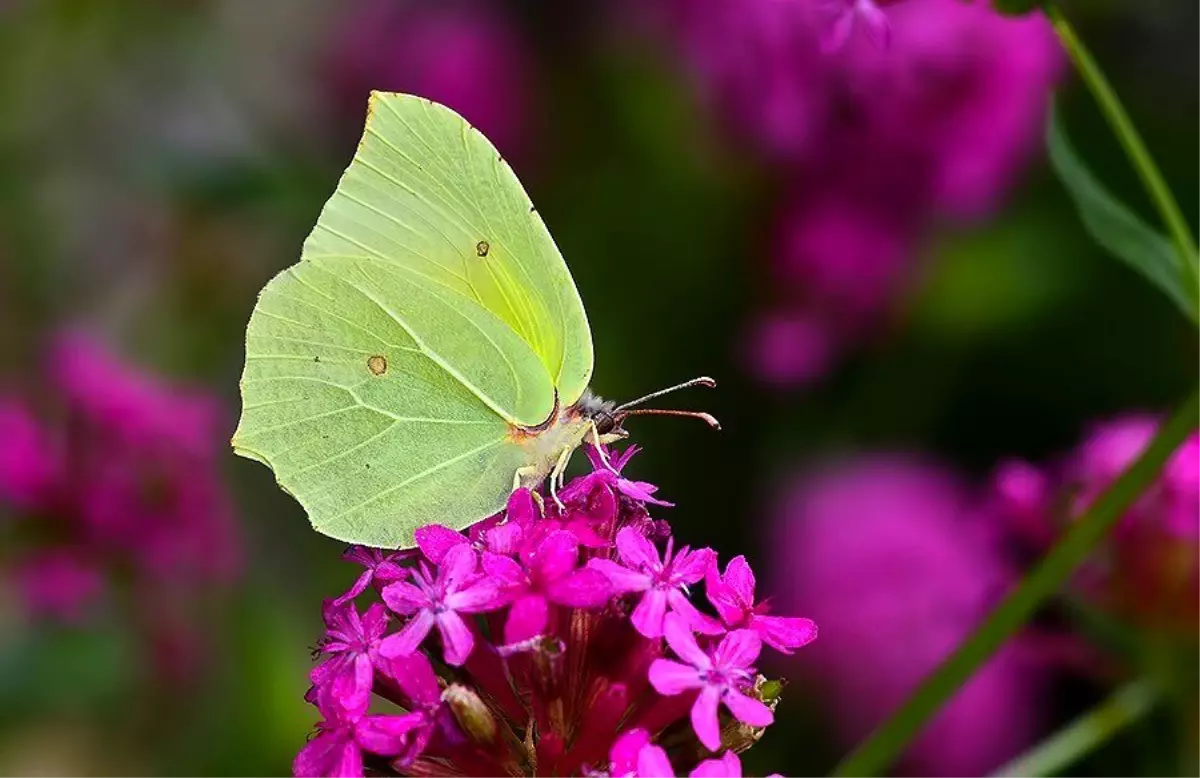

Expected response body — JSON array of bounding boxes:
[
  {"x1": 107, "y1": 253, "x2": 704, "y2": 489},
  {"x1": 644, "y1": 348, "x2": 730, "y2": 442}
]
[{"x1": 508, "y1": 389, "x2": 621, "y2": 489}]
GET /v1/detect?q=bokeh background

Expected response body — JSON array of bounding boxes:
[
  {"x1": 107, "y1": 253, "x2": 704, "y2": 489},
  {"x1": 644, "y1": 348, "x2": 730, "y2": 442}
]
[{"x1": 0, "y1": 0, "x2": 1196, "y2": 775}]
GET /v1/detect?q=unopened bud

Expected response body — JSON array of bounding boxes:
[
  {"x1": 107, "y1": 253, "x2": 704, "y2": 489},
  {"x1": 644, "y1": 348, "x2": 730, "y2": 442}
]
[{"x1": 443, "y1": 684, "x2": 497, "y2": 747}]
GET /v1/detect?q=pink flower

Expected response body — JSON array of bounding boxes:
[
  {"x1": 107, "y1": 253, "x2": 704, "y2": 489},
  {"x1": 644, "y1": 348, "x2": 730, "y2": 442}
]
[
  {"x1": 297, "y1": 445, "x2": 805, "y2": 777},
  {"x1": 333, "y1": 547, "x2": 408, "y2": 606},
  {"x1": 483, "y1": 529, "x2": 612, "y2": 643},
  {"x1": 327, "y1": 0, "x2": 535, "y2": 160},
  {"x1": 609, "y1": 729, "x2": 676, "y2": 778},
  {"x1": 311, "y1": 601, "x2": 389, "y2": 716},
  {"x1": 0, "y1": 400, "x2": 57, "y2": 511},
  {"x1": 379, "y1": 545, "x2": 500, "y2": 666},
  {"x1": 706, "y1": 555, "x2": 817, "y2": 653},
  {"x1": 774, "y1": 457, "x2": 1044, "y2": 775},
  {"x1": 12, "y1": 550, "x2": 103, "y2": 623},
  {"x1": 649, "y1": 614, "x2": 774, "y2": 751},
  {"x1": 590, "y1": 527, "x2": 718, "y2": 638}
]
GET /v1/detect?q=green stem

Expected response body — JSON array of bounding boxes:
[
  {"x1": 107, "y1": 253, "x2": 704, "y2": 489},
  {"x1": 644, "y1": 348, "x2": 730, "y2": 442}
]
[
  {"x1": 992, "y1": 680, "x2": 1156, "y2": 777},
  {"x1": 1047, "y1": 4, "x2": 1200, "y2": 306},
  {"x1": 832, "y1": 387, "x2": 1199, "y2": 777}
]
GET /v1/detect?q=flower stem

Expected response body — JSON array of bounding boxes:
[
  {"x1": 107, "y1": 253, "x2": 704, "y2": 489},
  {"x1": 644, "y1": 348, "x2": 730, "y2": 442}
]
[
  {"x1": 1046, "y1": 4, "x2": 1200, "y2": 310},
  {"x1": 832, "y1": 387, "x2": 1199, "y2": 777},
  {"x1": 992, "y1": 680, "x2": 1156, "y2": 777}
]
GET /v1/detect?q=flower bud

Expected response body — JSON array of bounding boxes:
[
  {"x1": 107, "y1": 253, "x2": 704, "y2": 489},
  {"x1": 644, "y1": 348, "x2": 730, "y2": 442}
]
[{"x1": 443, "y1": 684, "x2": 497, "y2": 748}]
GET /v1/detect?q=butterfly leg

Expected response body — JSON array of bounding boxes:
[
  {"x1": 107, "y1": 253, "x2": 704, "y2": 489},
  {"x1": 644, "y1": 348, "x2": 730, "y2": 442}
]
[
  {"x1": 548, "y1": 445, "x2": 573, "y2": 510},
  {"x1": 589, "y1": 422, "x2": 621, "y2": 474}
]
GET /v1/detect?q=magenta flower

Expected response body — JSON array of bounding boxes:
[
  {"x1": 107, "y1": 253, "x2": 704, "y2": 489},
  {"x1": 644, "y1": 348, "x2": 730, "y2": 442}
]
[
  {"x1": 327, "y1": 0, "x2": 535, "y2": 160},
  {"x1": 482, "y1": 529, "x2": 612, "y2": 643},
  {"x1": 12, "y1": 550, "x2": 103, "y2": 623},
  {"x1": 379, "y1": 544, "x2": 500, "y2": 666},
  {"x1": 333, "y1": 547, "x2": 407, "y2": 606},
  {"x1": 649, "y1": 614, "x2": 775, "y2": 751},
  {"x1": 816, "y1": 0, "x2": 895, "y2": 51},
  {"x1": 297, "y1": 445, "x2": 806, "y2": 776},
  {"x1": 311, "y1": 601, "x2": 389, "y2": 715},
  {"x1": 706, "y1": 555, "x2": 817, "y2": 653},
  {"x1": 0, "y1": 331, "x2": 241, "y2": 685},
  {"x1": 0, "y1": 400, "x2": 58, "y2": 511},
  {"x1": 773, "y1": 457, "x2": 1044, "y2": 775},
  {"x1": 589, "y1": 526, "x2": 718, "y2": 638},
  {"x1": 613, "y1": 733, "x2": 677, "y2": 778},
  {"x1": 689, "y1": 751, "x2": 750, "y2": 778}
]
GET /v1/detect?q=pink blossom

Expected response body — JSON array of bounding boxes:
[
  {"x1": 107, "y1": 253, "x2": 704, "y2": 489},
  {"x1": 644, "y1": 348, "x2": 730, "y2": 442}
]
[
  {"x1": 706, "y1": 555, "x2": 817, "y2": 653},
  {"x1": 649, "y1": 614, "x2": 774, "y2": 751},
  {"x1": 311, "y1": 601, "x2": 389, "y2": 716},
  {"x1": 327, "y1": 0, "x2": 535, "y2": 160},
  {"x1": 298, "y1": 445, "x2": 805, "y2": 776},
  {"x1": 773, "y1": 457, "x2": 1044, "y2": 775},
  {"x1": 333, "y1": 547, "x2": 408, "y2": 606},
  {"x1": 379, "y1": 545, "x2": 500, "y2": 666},
  {"x1": 483, "y1": 529, "x2": 612, "y2": 643},
  {"x1": 609, "y1": 729, "x2": 758, "y2": 777},
  {"x1": 589, "y1": 527, "x2": 719, "y2": 638}
]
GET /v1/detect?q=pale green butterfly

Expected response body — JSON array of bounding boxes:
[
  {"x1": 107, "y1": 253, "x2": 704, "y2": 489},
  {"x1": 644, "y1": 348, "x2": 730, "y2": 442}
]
[{"x1": 232, "y1": 92, "x2": 716, "y2": 549}]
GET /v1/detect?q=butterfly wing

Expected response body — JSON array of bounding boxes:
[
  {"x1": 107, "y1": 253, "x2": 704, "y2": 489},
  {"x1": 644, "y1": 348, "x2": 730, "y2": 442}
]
[{"x1": 232, "y1": 92, "x2": 594, "y2": 548}]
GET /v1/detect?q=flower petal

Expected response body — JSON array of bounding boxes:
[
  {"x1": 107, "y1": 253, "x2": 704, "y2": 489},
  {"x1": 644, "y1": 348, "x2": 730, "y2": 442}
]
[
  {"x1": 751, "y1": 615, "x2": 817, "y2": 653},
  {"x1": 378, "y1": 610, "x2": 434, "y2": 659},
  {"x1": 481, "y1": 551, "x2": 526, "y2": 588},
  {"x1": 545, "y1": 567, "x2": 611, "y2": 608},
  {"x1": 438, "y1": 544, "x2": 478, "y2": 593},
  {"x1": 615, "y1": 526, "x2": 661, "y2": 572},
  {"x1": 609, "y1": 728, "x2": 652, "y2": 776},
  {"x1": 668, "y1": 589, "x2": 725, "y2": 636},
  {"x1": 691, "y1": 685, "x2": 723, "y2": 752},
  {"x1": 588, "y1": 559, "x2": 652, "y2": 594},
  {"x1": 446, "y1": 579, "x2": 500, "y2": 613},
  {"x1": 506, "y1": 487, "x2": 539, "y2": 526},
  {"x1": 436, "y1": 611, "x2": 475, "y2": 666},
  {"x1": 689, "y1": 751, "x2": 742, "y2": 778},
  {"x1": 354, "y1": 712, "x2": 423, "y2": 756},
  {"x1": 530, "y1": 529, "x2": 579, "y2": 582},
  {"x1": 722, "y1": 688, "x2": 774, "y2": 729},
  {"x1": 504, "y1": 594, "x2": 549, "y2": 644},
  {"x1": 332, "y1": 568, "x2": 374, "y2": 607},
  {"x1": 380, "y1": 581, "x2": 427, "y2": 616},
  {"x1": 637, "y1": 744, "x2": 677, "y2": 778},
  {"x1": 413, "y1": 524, "x2": 467, "y2": 565},
  {"x1": 713, "y1": 629, "x2": 762, "y2": 671},
  {"x1": 670, "y1": 547, "x2": 715, "y2": 585},
  {"x1": 386, "y1": 651, "x2": 441, "y2": 706},
  {"x1": 484, "y1": 521, "x2": 523, "y2": 555},
  {"x1": 294, "y1": 728, "x2": 363, "y2": 778},
  {"x1": 662, "y1": 611, "x2": 712, "y2": 669},
  {"x1": 720, "y1": 556, "x2": 757, "y2": 605},
  {"x1": 648, "y1": 658, "x2": 703, "y2": 696},
  {"x1": 631, "y1": 588, "x2": 670, "y2": 638}
]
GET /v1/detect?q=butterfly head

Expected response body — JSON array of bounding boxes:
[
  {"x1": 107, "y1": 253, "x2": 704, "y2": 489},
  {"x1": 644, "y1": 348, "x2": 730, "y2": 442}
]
[{"x1": 575, "y1": 377, "x2": 720, "y2": 441}]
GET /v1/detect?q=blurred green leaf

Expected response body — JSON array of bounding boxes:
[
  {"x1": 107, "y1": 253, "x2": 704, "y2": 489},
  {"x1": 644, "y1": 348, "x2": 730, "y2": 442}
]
[{"x1": 1047, "y1": 101, "x2": 1198, "y2": 322}]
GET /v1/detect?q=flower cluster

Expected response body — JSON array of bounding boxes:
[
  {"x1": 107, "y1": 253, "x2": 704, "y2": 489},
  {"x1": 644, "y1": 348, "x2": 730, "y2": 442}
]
[
  {"x1": 0, "y1": 331, "x2": 240, "y2": 677},
  {"x1": 991, "y1": 415, "x2": 1199, "y2": 631},
  {"x1": 770, "y1": 457, "x2": 1046, "y2": 776},
  {"x1": 327, "y1": 0, "x2": 535, "y2": 161},
  {"x1": 298, "y1": 446, "x2": 815, "y2": 777},
  {"x1": 641, "y1": 0, "x2": 1062, "y2": 386}
]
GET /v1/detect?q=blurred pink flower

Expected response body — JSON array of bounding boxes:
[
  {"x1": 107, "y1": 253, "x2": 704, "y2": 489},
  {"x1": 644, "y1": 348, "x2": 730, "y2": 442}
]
[
  {"x1": 650, "y1": 0, "x2": 1063, "y2": 387},
  {"x1": 0, "y1": 400, "x2": 58, "y2": 511},
  {"x1": 0, "y1": 330, "x2": 241, "y2": 678},
  {"x1": 991, "y1": 415, "x2": 1199, "y2": 632},
  {"x1": 771, "y1": 457, "x2": 1045, "y2": 776},
  {"x1": 328, "y1": 0, "x2": 535, "y2": 160},
  {"x1": 12, "y1": 550, "x2": 103, "y2": 623}
]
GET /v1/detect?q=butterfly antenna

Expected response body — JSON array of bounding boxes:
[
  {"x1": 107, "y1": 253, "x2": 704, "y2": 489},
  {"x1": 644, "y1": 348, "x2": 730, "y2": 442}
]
[
  {"x1": 613, "y1": 408, "x2": 721, "y2": 430},
  {"x1": 615, "y1": 376, "x2": 716, "y2": 411}
]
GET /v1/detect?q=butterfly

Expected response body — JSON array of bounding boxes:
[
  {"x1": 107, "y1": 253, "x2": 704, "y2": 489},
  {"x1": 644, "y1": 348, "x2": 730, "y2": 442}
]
[{"x1": 232, "y1": 92, "x2": 716, "y2": 549}]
